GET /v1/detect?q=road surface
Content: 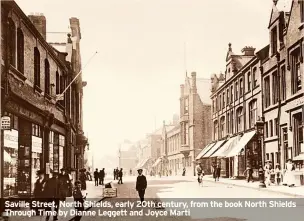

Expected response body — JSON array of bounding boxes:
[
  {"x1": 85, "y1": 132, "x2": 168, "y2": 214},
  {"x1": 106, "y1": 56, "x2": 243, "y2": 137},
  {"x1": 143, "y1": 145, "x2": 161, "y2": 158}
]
[{"x1": 76, "y1": 176, "x2": 302, "y2": 221}]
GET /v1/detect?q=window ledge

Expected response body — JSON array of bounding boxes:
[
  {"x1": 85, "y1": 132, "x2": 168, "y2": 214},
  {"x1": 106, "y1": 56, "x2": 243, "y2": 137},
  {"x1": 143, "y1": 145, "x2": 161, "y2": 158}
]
[
  {"x1": 9, "y1": 65, "x2": 26, "y2": 81},
  {"x1": 299, "y1": 23, "x2": 304, "y2": 30},
  {"x1": 264, "y1": 136, "x2": 278, "y2": 142},
  {"x1": 44, "y1": 93, "x2": 52, "y2": 101},
  {"x1": 34, "y1": 85, "x2": 43, "y2": 94}
]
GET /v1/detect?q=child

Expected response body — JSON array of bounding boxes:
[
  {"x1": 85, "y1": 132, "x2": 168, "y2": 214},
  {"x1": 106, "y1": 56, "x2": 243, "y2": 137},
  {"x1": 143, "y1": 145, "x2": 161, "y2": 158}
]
[
  {"x1": 275, "y1": 164, "x2": 282, "y2": 185},
  {"x1": 73, "y1": 180, "x2": 87, "y2": 221}
]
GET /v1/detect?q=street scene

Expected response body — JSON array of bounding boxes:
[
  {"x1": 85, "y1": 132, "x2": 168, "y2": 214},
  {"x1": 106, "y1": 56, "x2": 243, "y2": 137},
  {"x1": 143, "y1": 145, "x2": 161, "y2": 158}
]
[{"x1": 1, "y1": 0, "x2": 304, "y2": 221}]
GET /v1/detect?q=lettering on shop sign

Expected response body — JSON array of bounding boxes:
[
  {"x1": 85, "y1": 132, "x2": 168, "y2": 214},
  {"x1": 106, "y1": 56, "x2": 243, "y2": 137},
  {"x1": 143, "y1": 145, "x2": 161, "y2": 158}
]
[
  {"x1": 1, "y1": 116, "x2": 11, "y2": 130},
  {"x1": 6, "y1": 101, "x2": 43, "y2": 124}
]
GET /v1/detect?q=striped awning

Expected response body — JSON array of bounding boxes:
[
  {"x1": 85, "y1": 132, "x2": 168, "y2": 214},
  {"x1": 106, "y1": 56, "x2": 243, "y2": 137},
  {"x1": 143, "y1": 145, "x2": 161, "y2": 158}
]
[
  {"x1": 152, "y1": 158, "x2": 161, "y2": 167},
  {"x1": 203, "y1": 140, "x2": 226, "y2": 158},
  {"x1": 195, "y1": 143, "x2": 215, "y2": 160}
]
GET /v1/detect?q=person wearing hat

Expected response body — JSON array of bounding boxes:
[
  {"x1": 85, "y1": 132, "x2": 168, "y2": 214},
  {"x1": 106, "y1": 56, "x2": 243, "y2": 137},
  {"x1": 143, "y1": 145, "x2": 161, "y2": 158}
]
[
  {"x1": 136, "y1": 169, "x2": 147, "y2": 202},
  {"x1": 33, "y1": 170, "x2": 46, "y2": 214},
  {"x1": 282, "y1": 159, "x2": 296, "y2": 187},
  {"x1": 73, "y1": 180, "x2": 87, "y2": 221},
  {"x1": 264, "y1": 160, "x2": 271, "y2": 186},
  {"x1": 44, "y1": 171, "x2": 60, "y2": 221},
  {"x1": 59, "y1": 168, "x2": 69, "y2": 201}
]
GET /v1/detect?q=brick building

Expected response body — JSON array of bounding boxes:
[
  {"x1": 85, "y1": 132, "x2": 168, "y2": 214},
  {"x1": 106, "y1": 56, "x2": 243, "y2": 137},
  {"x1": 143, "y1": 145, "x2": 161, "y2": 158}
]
[
  {"x1": 180, "y1": 72, "x2": 212, "y2": 176},
  {"x1": 1, "y1": 1, "x2": 87, "y2": 198}
]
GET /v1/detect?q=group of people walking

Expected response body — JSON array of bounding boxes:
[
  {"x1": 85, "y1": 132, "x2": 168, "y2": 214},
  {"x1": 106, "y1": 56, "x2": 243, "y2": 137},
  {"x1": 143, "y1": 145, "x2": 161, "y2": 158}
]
[
  {"x1": 93, "y1": 168, "x2": 105, "y2": 186},
  {"x1": 113, "y1": 167, "x2": 123, "y2": 184}
]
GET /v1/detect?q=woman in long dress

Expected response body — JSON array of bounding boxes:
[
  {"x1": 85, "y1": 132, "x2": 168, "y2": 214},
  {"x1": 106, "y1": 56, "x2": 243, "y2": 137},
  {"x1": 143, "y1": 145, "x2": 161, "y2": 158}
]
[{"x1": 282, "y1": 159, "x2": 296, "y2": 187}]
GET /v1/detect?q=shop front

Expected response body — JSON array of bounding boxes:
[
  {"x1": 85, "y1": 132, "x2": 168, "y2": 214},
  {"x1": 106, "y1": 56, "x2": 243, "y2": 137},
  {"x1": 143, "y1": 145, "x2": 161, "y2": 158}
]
[{"x1": 195, "y1": 143, "x2": 215, "y2": 175}]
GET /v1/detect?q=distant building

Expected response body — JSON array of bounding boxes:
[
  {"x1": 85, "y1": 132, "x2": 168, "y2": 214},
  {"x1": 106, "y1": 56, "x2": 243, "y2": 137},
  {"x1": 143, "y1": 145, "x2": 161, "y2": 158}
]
[
  {"x1": 180, "y1": 72, "x2": 212, "y2": 176},
  {"x1": 118, "y1": 140, "x2": 138, "y2": 173}
]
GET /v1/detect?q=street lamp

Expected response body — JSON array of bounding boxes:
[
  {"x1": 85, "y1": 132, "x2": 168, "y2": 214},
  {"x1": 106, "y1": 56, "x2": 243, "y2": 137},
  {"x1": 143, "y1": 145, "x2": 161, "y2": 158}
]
[{"x1": 255, "y1": 120, "x2": 266, "y2": 188}]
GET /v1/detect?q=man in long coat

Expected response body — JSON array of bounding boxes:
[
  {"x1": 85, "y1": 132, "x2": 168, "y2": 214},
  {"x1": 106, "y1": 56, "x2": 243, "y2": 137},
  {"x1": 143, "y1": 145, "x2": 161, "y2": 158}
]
[{"x1": 136, "y1": 169, "x2": 147, "y2": 202}]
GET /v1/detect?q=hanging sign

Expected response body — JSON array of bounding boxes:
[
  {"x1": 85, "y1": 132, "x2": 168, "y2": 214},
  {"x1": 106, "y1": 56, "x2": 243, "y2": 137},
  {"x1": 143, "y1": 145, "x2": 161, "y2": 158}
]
[{"x1": 1, "y1": 116, "x2": 11, "y2": 130}]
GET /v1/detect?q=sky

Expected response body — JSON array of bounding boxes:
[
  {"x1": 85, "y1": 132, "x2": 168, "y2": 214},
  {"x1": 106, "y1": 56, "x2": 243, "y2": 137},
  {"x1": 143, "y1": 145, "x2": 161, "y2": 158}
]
[{"x1": 15, "y1": 0, "x2": 279, "y2": 165}]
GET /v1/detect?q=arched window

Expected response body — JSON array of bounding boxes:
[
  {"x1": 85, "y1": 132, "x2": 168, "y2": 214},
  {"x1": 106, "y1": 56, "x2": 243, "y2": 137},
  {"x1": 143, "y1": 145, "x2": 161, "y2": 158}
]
[
  {"x1": 230, "y1": 110, "x2": 234, "y2": 133},
  {"x1": 34, "y1": 47, "x2": 40, "y2": 88},
  {"x1": 249, "y1": 100, "x2": 257, "y2": 128},
  {"x1": 214, "y1": 120, "x2": 218, "y2": 140},
  {"x1": 220, "y1": 116, "x2": 225, "y2": 138},
  {"x1": 8, "y1": 19, "x2": 16, "y2": 66},
  {"x1": 44, "y1": 59, "x2": 50, "y2": 95},
  {"x1": 236, "y1": 107, "x2": 244, "y2": 132},
  {"x1": 17, "y1": 28, "x2": 24, "y2": 73},
  {"x1": 56, "y1": 71, "x2": 60, "y2": 94}
]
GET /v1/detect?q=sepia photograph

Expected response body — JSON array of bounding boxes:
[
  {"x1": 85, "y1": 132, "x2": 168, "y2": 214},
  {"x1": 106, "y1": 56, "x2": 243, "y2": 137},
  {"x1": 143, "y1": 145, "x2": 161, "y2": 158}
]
[{"x1": 0, "y1": 0, "x2": 304, "y2": 220}]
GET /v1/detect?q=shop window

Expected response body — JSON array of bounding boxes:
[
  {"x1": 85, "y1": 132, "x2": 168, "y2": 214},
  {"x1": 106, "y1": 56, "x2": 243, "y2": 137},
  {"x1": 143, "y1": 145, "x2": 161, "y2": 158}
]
[
  {"x1": 294, "y1": 113, "x2": 303, "y2": 156},
  {"x1": 291, "y1": 48, "x2": 301, "y2": 94},
  {"x1": 17, "y1": 28, "x2": 24, "y2": 73},
  {"x1": 32, "y1": 124, "x2": 41, "y2": 137}
]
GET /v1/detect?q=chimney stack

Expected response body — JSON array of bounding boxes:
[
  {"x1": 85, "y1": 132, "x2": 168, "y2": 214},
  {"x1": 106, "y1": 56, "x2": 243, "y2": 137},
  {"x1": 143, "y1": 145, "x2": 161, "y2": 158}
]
[
  {"x1": 28, "y1": 13, "x2": 46, "y2": 39},
  {"x1": 241, "y1": 46, "x2": 256, "y2": 56},
  {"x1": 180, "y1": 84, "x2": 184, "y2": 97},
  {"x1": 191, "y1": 72, "x2": 197, "y2": 93}
]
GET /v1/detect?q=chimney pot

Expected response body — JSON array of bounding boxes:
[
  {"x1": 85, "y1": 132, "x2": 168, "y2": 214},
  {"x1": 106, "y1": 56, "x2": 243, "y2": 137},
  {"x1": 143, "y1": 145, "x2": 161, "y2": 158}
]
[
  {"x1": 28, "y1": 14, "x2": 46, "y2": 39},
  {"x1": 241, "y1": 46, "x2": 256, "y2": 56}
]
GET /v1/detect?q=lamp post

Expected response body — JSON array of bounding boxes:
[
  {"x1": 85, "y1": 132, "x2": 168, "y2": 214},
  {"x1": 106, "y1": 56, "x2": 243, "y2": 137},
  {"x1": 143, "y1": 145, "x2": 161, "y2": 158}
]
[{"x1": 255, "y1": 121, "x2": 266, "y2": 188}]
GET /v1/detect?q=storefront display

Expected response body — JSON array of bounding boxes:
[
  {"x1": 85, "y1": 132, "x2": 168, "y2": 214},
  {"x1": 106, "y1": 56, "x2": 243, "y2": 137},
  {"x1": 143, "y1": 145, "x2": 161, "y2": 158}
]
[
  {"x1": 31, "y1": 136, "x2": 42, "y2": 192},
  {"x1": 59, "y1": 135, "x2": 65, "y2": 170},
  {"x1": 53, "y1": 133, "x2": 59, "y2": 172},
  {"x1": 3, "y1": 129, "x2": 19, "y2": 197}
]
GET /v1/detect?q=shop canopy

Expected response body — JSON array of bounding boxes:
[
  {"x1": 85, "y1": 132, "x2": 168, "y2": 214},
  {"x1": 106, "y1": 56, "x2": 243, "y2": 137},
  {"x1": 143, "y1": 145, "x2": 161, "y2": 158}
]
[
  {"x1": 211, "y1": 136, "x2": 240, "y2": 158},
  {"x1": 152, "y1": 158, "x2": 161, "y2": 167},
  {"x1": 195, "y1": 143, "x2": 215, "y2": 160},
  {"x1": 226, "y1": 130, "x2": 256, "y2": 158},
  {"x1": 140, "y1": 158, "x2": 150, "y2": 168},
  {"x1": 203, "y1": 140, "x2": 226, "y2": 158}
]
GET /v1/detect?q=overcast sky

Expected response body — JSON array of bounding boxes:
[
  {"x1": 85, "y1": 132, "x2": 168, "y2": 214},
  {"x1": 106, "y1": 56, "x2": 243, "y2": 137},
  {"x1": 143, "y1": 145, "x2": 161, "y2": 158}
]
[{"x1": 15, "y1": 0, "x2": 279, "y2": 165}]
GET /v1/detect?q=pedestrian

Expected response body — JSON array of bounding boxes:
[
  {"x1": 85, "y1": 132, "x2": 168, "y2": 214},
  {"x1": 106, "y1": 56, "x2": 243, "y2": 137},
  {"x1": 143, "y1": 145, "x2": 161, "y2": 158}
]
[
  {"x1": 79, "y1": 170, "x2": 87, "y2": 190},
  {"x1": 264, "y1": 160, "x2": 271, "y2": 186},
  {"x1": 113, "y1": 169, "x2": 116, "y2": 180},
  {"x1": 118, "y1": 168, "x2": 123, "y2": 184},
  {"x1": 130, "y1": 168, "x2": 132, "y2": 176},
  {"x1": 116, "y1": 167, "x2": 119, "y2": 180},
  {"x1": 282, "y1": 159, "x2": 296, "y2": 187},
  {"x1": 182, "y1": 167, "x2": 186, "y2": 176},
  {"x1": 195, "y1": 162, "x2": 204, "y2": 186},
  {"x1": 59, "y1": 168, "x2": 69, "y2": 200},
  {"x1": 44, "y1": 171, "x2": 60, "y2": 221},
  {"x1": 136, "y1": 169, "x2": 147, "y2": 202},
  {"x1": 243, "y1": 166, "x2": 254, "y2": 183},
  {"x1": 73, "y1": 180, "x2": 87, "y2": 221},
  {"x1": 275, "y1": 164, "x2": 282, "y2": 185},
  {"x1": 33, "y1": 170, "x2": 47, "y2": 214},
  {"x1": 94, "y1": 168, "x2": 99, "y2": 186},
  {"x1": 99, "y1": 168, "x2": 105, "y2": 185}
]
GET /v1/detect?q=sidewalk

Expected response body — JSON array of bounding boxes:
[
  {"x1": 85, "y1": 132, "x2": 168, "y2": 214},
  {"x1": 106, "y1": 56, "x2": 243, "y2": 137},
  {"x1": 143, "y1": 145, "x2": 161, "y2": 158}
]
[
  {"x1": 202, "y1": 175, "x2": 304, "y2": 197},
  {"x1": 4, "y1": 179, "x2": 113, "y2": 221}
]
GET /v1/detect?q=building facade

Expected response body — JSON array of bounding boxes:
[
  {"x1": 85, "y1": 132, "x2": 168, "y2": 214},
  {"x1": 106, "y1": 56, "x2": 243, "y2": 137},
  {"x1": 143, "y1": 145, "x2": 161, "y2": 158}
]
[
  {"x1": 180, "y1": 72, "x2": 212, "y2": 176},
  {"x1": 118, "y1": 140, "x2": 138, "y2": 173},
  {"x1": 1, "y1": 1, "x2": 87, "y2": 199}
]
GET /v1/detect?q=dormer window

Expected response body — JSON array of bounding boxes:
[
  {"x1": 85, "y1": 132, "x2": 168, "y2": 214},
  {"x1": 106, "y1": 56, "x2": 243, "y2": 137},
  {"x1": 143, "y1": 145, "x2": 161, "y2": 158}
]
[{"x1": 271, "y1": 26, "x2": 277, "y2": 55}]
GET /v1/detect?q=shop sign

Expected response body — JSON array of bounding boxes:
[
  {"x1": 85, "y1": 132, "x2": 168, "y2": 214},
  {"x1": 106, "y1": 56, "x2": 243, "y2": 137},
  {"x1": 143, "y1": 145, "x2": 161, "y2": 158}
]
[
  {"x1": 4, "y1": 129, "x2": 18, "y2": 149},
  {"x1": 103, "y1": 188, "x2": 117, "y2": 198},
  {"x1": 1, "y1": 116, "x2": 11, "y2": 130}
]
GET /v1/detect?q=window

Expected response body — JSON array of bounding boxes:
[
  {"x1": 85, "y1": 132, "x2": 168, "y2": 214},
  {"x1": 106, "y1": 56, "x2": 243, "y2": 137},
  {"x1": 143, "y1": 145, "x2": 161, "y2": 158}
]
[
  {"x1": 294, "y1": 113, "x2": 303, "y2": 156},
  {"x1": 240, "y1": 77, "x2": 244, "y2": 96},
  {"x1": 291, "y1": 48, "x2": 301, "y2": 94},
  {"x1": 214, "y1": 120, "x2": 218, "y2": 140},
  {"x1": 56, "y1": 71, "x2": 60, "y2": 95},
  {"x1": 269, "y1": 120, "x2": 273, "y2": 137},
  {"x1": 230, "y1": 85, "x2": 233, "y2": 103},
  {"x1": 274, "y1": 118, "x2": 278, "y2": 136},
  {"x1": 219, "y1": 95, "x2": 222, "y2": 110},
  {"x1": 236, "y1": 107, "x2": 243, "y2": 132},
  {"x1": 44, "y1": 59, "x2": 50, "y2": 95},
  {"x1": 249, "y1": 100, "x2": 257, "y2": 128},
  {"x1": 212, "y1": 99, "x2": 215, "y2": 113},
  {"x1": 265, "y1": 122, "x2": 269, "y2": 138},
  {"x1": 282, "y1": 128, "x2": 290, "y2": 163},
  {"x1": 276, "y1": 152, "x2": 281, "y2": 165},
  {"x1": 235, "y1": 82, "x2": 238, "y2": 100},
  {"x1": 220, "y1": 117, "x2": 225, "y2": 138},
  {"x1": 8, "y1": 19, "x2": 16, "y2": 66},
  {"x1": 222, "y1": 92, "x2": 225, "y2": 108},
  {"x1": 32, "y1": 124, "x2": 41, "y2": 137},
  {"x1": 227, "y1": 113, "x2": 230, "y2": 134},
  {"x1": 253, "y1": 67, "x2": 257, "y2": 88},
  {"x1": 272, "y1": 71, "x2": 279, "y2": 104},
  {"x1": 184, "y1": 97, "x2": 189, "y2": 114},
  {"x1": 301, "y1": 0, "x2": 304, "y2": 23},
  {"x1": 271, "y1": 27, "x2": 277, "y2": 55},
  {"x1": 185, "y1": 123, "x2": 189, "y2": 145},
  {"x1": 231, "y1": 111, "x2": 234, "y2": 133},
  {"x1": 248, "y1": 72, "x2": 251, "y2": 91},
  {"x1": 264, "y1": 76, "x2": 270, "y2": 108},
  {"x1": 281, "y1": 66, "x2": 286, "y2": 100},
  {"x1": 17, "y1": 28, "x2": 24, "y2": 73},
  {"x1": 227, "y1": 89, "x2": 229, "y2": 104},
  {"x1": 34, "y1": 47, "x2": 40, "y2": 88}
]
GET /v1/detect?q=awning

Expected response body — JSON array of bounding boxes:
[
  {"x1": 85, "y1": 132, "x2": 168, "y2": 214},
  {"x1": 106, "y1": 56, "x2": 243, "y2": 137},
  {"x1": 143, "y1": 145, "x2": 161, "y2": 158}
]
[
  {"x1": 226, "y1": 130, "x2": 256, "y2": 158},
  {"x1": 212, "y1": 136, "x2": 240, "y2": 158},
  {"x1": 140, "y1": 158, "x2": 150, "y2": 168},
  {"x1": 195, "y1": 143, "x2": 215, "y2": 160},
  {"x1": 203, "y1": 140, "x2": 226, "y2": 158},
  {"x1": 152, "y1": 158, "x2": 161, "y2": 167},
  {"x1": 134, "y1": 160, "x2": 143, "y2": 169},
  {"x1": 293, "y1": 154, "x2": 304, "y2": 161}
]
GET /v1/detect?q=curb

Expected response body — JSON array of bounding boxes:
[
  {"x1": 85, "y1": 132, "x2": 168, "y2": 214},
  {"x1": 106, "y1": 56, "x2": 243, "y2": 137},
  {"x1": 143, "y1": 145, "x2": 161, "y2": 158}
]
[{"x1": 203, "y1": 178, "x2": 304, "y2": 198}]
